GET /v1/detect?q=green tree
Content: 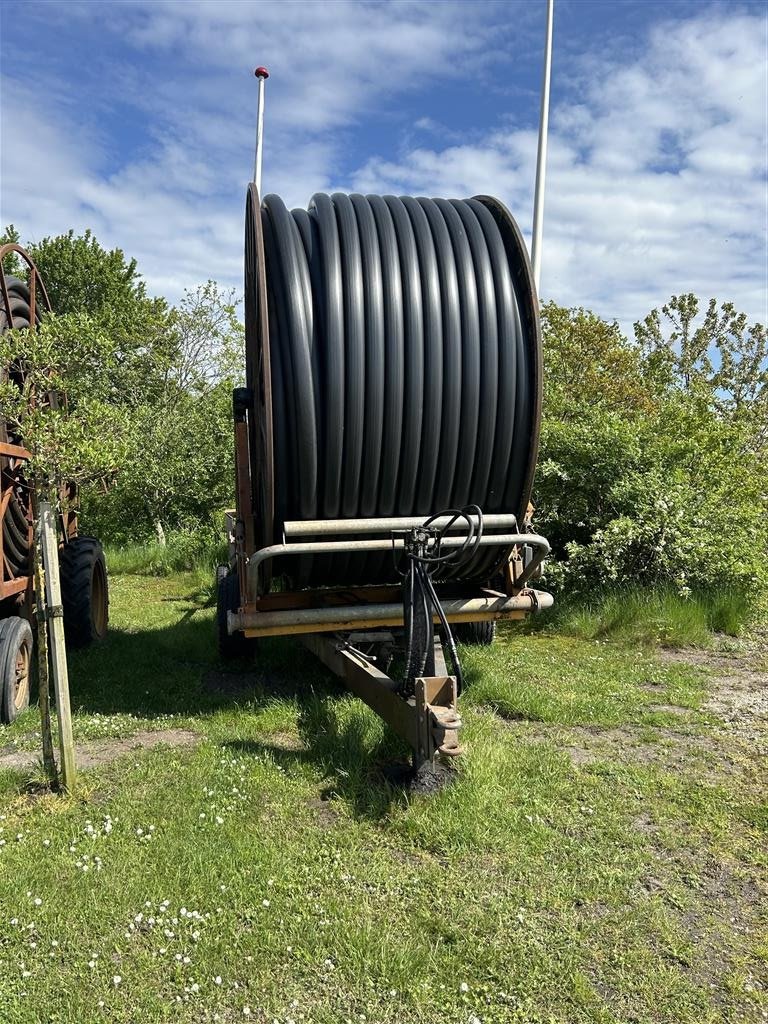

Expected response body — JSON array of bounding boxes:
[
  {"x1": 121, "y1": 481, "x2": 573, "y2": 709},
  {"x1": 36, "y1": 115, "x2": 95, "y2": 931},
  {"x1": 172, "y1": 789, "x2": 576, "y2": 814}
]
[
  {"x1": 536, "y1": 298, "x2": 767, "y2": 598},
  {"x1": 635, "y1": 293, "x2": 767, "y2": 430},
  {"x1": 0, "y1": 224, "x2": 24, "y2": 278},
  {"x1": 80, "y1": 281, "x2": 242, "y2": 545},
  {"x1": 2, "y1": 226, "x2": 241, "y2": 545}
]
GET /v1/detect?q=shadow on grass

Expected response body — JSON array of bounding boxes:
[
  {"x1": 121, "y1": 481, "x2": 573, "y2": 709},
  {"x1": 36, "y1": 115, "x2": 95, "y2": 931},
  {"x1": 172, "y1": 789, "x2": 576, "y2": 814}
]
[{"x1": 52, "y1": 587, "x2": 415, "y2": 821}]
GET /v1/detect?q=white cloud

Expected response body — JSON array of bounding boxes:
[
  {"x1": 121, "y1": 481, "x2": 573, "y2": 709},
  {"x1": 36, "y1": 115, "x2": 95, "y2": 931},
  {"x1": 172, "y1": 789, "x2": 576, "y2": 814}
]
[
  {"x1": 0, "y1": 2, "x2": 765, "y2": 337},
  {"x1": 350, "y1": 9, "x2": 768, "y2": 332},
  {"x1": 1, "y1": 1, "x2": 515, "y2": 299}
]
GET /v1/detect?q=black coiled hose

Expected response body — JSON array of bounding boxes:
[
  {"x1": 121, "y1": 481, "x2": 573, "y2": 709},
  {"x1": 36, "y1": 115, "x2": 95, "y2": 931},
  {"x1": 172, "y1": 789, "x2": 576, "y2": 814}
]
[
  {"x1": 0, "y1": 276, "x2": 36, "y2": 580},
  {"x1": 245, "y1": 190, "x2": 541, "y2": 589}
]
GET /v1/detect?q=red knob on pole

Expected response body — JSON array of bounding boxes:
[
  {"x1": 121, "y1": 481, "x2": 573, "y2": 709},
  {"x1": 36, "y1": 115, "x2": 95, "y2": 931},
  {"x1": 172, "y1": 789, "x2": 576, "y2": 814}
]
[{"x1": 254, "y1": 66, "x2": 270, "y2": 79}]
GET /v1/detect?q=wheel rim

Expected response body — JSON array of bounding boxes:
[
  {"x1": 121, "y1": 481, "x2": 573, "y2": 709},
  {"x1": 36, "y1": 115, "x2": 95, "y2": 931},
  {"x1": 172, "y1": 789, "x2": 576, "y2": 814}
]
[
  {"x1": 14, "y1": 637, "x2": 30, "y2": 711},
  {"x1": 91, "y1": 561, "x2": 108, "y2": 638}
]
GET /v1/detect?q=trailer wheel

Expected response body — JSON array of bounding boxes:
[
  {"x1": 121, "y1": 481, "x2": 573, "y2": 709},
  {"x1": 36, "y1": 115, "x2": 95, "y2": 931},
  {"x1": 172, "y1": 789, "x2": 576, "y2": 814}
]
[
  {"x1": 217, "y1": 570, "x2": 251, "y2": 659},
  {"x1": 60, "y1": 537, "x2": 109, "y2": 648},
  {"x1": 453, "y1": 620, "x2": 496, "y2": 646},
  {"x1": 0, "y1": 616, "x2": 33, "y2": 724}
]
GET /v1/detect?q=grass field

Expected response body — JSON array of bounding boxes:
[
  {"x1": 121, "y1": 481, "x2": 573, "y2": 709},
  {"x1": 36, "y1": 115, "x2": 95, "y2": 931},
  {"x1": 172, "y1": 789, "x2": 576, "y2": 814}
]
[{"x1": 0, "y1": 572, "x2": 765, "y2": 1023}]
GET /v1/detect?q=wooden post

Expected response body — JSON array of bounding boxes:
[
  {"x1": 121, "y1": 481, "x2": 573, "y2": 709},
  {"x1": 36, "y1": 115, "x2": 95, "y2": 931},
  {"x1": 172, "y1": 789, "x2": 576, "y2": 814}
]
[
  {"x1": 31, "y1": 490, "x2": 57, "y2": 784},
  {"x1": 39, "y1": 500, "x2": 77, "y2": 792}
]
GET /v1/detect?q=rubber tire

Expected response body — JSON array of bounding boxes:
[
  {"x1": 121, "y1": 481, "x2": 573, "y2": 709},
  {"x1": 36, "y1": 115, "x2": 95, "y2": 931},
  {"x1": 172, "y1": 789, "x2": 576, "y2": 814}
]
[
  {"x1": 60, "y1": 537, "x2": 109, "y2": 648},
  {"x1": 0, "y1": 616, "x2": 33, "y2": 724},
  {"x1": 453, "y1": 620, "x2": 496, "y2": 646},
  {"x1": 217, "y1": 571, "x2": 251, "y2": 660}
]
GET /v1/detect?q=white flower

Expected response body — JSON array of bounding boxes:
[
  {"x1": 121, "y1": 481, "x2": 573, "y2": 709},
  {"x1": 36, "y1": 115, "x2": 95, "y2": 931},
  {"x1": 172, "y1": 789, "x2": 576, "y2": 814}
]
[
  {"x1": 262, "y1": 899, "x2": 270, "y2": 908},
  {"x1": 214, "y1": 976, "x2": 222, "y2": 985},
  {"x1": 460, "y1": 982, "x2": 469, "y2": 992},
  {"x1": 113, "y1": 975, "x2": 121, "y2": 986},
  {"x1": 243, "y1": 1009, "x2": 251, "y2": 1017}
]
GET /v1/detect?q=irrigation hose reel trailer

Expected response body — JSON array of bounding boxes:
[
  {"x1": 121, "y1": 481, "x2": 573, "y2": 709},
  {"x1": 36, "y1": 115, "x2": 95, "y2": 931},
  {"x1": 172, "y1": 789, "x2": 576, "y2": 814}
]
[
  {"x1": 0, "y1": 244, "x2": 110, "y2": 725},
  {"x1": 219, "y1": 70, "x2": 553, "y2": 769}
]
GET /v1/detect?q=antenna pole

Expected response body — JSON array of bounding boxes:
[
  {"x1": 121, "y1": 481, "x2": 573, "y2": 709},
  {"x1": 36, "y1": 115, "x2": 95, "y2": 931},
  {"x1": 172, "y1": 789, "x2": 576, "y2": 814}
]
[
  {"x1": 253, "y1": 66, "x2": 270, "y2": 194},
  {"x1": 531, "y1": 0, "x2": 554, "y2": 294}
]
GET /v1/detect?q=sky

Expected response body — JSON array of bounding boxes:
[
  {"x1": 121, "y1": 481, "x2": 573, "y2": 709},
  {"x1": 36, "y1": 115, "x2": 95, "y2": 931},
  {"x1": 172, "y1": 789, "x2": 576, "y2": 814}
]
[{"x1": 1, "y1": 0, "x2": 766, "y2": 336}]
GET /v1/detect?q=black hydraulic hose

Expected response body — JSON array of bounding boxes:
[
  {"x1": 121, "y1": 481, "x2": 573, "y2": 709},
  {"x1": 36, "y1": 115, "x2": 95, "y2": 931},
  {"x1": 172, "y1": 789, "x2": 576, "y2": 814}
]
[{"x1": 246, "y1": 193, "x2": 541, "y2": 589}]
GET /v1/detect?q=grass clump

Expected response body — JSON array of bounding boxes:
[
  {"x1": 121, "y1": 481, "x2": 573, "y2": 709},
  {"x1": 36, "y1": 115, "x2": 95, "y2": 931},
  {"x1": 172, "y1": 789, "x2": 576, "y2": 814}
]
[
  {"x1": 536, "y1": 585, "x2": 757, "y2": 647},
  {"x1": 105, "y1": 530, "x2": 227, "y2": 579}
]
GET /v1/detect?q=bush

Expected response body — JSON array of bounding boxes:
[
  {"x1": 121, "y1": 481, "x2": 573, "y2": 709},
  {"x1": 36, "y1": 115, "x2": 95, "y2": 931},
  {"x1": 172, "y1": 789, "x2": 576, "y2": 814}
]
[{"x1": 534, "y1": 301, "x2": 767, "y2": 602}]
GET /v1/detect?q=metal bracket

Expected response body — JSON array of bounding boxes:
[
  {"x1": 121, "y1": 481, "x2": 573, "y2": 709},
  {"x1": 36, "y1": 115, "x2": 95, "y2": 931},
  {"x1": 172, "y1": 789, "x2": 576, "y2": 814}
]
[
  {"x1": 415, "y1": 672, "x2": 464, "y2": 764},
  {"x1": 301, "y1": 632, "x2": 463, "y2": 769}
]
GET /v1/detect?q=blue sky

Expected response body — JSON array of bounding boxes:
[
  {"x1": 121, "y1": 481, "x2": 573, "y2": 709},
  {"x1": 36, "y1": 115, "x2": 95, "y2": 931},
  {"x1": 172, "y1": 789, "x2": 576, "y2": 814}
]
[{"x1": 1, "y1": 0, "x2": 766, "y2": 334}]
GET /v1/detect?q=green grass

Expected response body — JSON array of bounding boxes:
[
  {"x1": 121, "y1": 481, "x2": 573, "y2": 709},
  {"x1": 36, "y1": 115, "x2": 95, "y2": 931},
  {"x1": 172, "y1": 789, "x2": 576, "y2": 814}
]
[
  {"x1": 104, "y1": 534, "x2": 227, "y2": 578},
  {"x1": 532, "y1": 585, "x2": 758, "y2": 648},
  {"x1": 0, "y1": 573, "x2": 765, "y2": 1023}
]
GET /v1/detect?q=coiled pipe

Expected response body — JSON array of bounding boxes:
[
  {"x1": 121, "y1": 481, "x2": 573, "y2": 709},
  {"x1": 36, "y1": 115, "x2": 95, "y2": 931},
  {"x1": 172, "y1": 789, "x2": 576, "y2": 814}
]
[{"x1": 244, "y1": 189, "x2": 541, "y2": 589}]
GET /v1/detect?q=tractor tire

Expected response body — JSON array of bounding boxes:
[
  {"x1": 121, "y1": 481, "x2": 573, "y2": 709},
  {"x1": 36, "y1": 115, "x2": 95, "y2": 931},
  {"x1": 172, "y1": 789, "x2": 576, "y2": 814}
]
[
  {"x1": 453, "y1": 620, "x2": 496, "y2": 646},
  {"x1": 217, "y1": 570, "x2": 251, "y2": 660},
  {"x1": 0, "y1": 616, "x2": 33, "y2": 724},
  {"x1": 60, "y1": 537, "x2": 109, "y2": 648}
]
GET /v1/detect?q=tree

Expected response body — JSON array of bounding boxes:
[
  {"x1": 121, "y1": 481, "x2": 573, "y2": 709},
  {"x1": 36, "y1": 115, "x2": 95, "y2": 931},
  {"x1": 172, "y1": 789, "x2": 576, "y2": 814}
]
[
  {"x1": 0, "y1": 310, "x2": 134, "y2": 784},
  {"x1": 79, "y1": 281, "x2": 243, "y2": 545},
  {"x1": 635, "y1": 294, "x2": 767, "y2": 432},
  {"x1": 2, "y1": 227, "x2": 241, "y2": 546},
  {"x1": 541, "y1": 301, "x2": 654, "y2": 420},
  {"x1": 536, "y1": 299, "x2": 767, "y2": 598}
]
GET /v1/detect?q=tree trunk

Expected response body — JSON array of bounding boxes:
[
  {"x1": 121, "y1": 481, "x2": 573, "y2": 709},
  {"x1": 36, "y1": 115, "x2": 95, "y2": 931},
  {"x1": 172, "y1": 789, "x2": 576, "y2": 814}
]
[{"x1": 154, "y1": 519, "x2": 166, "y2": 546}]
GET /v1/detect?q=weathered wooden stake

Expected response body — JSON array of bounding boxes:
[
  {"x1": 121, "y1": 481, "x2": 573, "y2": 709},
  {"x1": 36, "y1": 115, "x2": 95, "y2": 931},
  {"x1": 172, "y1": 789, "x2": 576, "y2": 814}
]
[
  {"x1": 31, "y1": 490, "x2": 57, "y2": 784},
  {"x1": 40, "y1": 500, "x2": 77, "y2": 792}
]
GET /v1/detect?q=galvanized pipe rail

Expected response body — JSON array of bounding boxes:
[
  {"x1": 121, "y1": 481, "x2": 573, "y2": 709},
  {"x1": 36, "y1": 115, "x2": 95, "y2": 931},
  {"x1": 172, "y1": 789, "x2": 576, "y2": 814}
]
[
  {"x1": 247, "y1": 531, "x2": 550, "y2": 590},
  {"x1": 283, "y1": 513, "x2": 519, "y2": 537},
  {"x1": 231, "y1": 589, "x2": 553, "y2": 637}
]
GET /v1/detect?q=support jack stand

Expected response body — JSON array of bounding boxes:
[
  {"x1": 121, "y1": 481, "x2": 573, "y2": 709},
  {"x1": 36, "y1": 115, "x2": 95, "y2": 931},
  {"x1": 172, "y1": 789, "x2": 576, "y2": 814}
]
[{"x1": 301, "y1": 630, "x2": 463, "y2": 772}]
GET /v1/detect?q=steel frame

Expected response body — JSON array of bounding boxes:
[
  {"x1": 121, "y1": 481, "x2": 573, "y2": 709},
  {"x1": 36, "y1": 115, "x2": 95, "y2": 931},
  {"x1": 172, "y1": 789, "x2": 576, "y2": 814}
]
[
  {"x1": 226, "y1": 477, "x2": 551, "y2": 766},
  {"x1": 228, "y1": 186, "x2": 552, "y2": 768},
  {"x1": 0, "y1": 244, "x2": 50, "y2": 607},
  {"x1": 302, "y1": 632, "x2": 463, "y2": 767}
]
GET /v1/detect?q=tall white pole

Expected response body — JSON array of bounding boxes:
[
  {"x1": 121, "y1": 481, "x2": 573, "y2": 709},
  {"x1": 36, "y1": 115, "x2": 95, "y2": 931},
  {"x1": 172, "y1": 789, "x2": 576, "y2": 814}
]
[
  {"x1": 531, "y1": 0, "x2": 554, "y2": 295},
  {"x1": 253, "y1": 66, "x2": 269, "y2": 194}
]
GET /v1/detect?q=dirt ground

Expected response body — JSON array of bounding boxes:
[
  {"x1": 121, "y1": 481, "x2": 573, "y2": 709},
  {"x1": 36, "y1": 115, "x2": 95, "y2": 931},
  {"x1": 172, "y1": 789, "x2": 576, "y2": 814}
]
[
  {"x1": 0, "y1": 728, "x2": 199, "y2": 772},
  {"x1": 2, "y1": 632, "x2": 765, "y2": 778}
]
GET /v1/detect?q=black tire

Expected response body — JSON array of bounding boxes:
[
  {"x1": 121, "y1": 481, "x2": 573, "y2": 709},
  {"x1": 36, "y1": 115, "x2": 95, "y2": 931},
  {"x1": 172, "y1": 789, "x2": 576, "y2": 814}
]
[
  {"x1": 0, "y1": 616, "x2": 33, "y2": 724},
  {"x1": 217, "y1": 570, "x2": 251, "y2": 659},
  {"x1": 60, "y1": 537, "x2": 109, "y2": 648},
  {"x1": 453, "y1": 620, "x2": 496, "y2": 646}
]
